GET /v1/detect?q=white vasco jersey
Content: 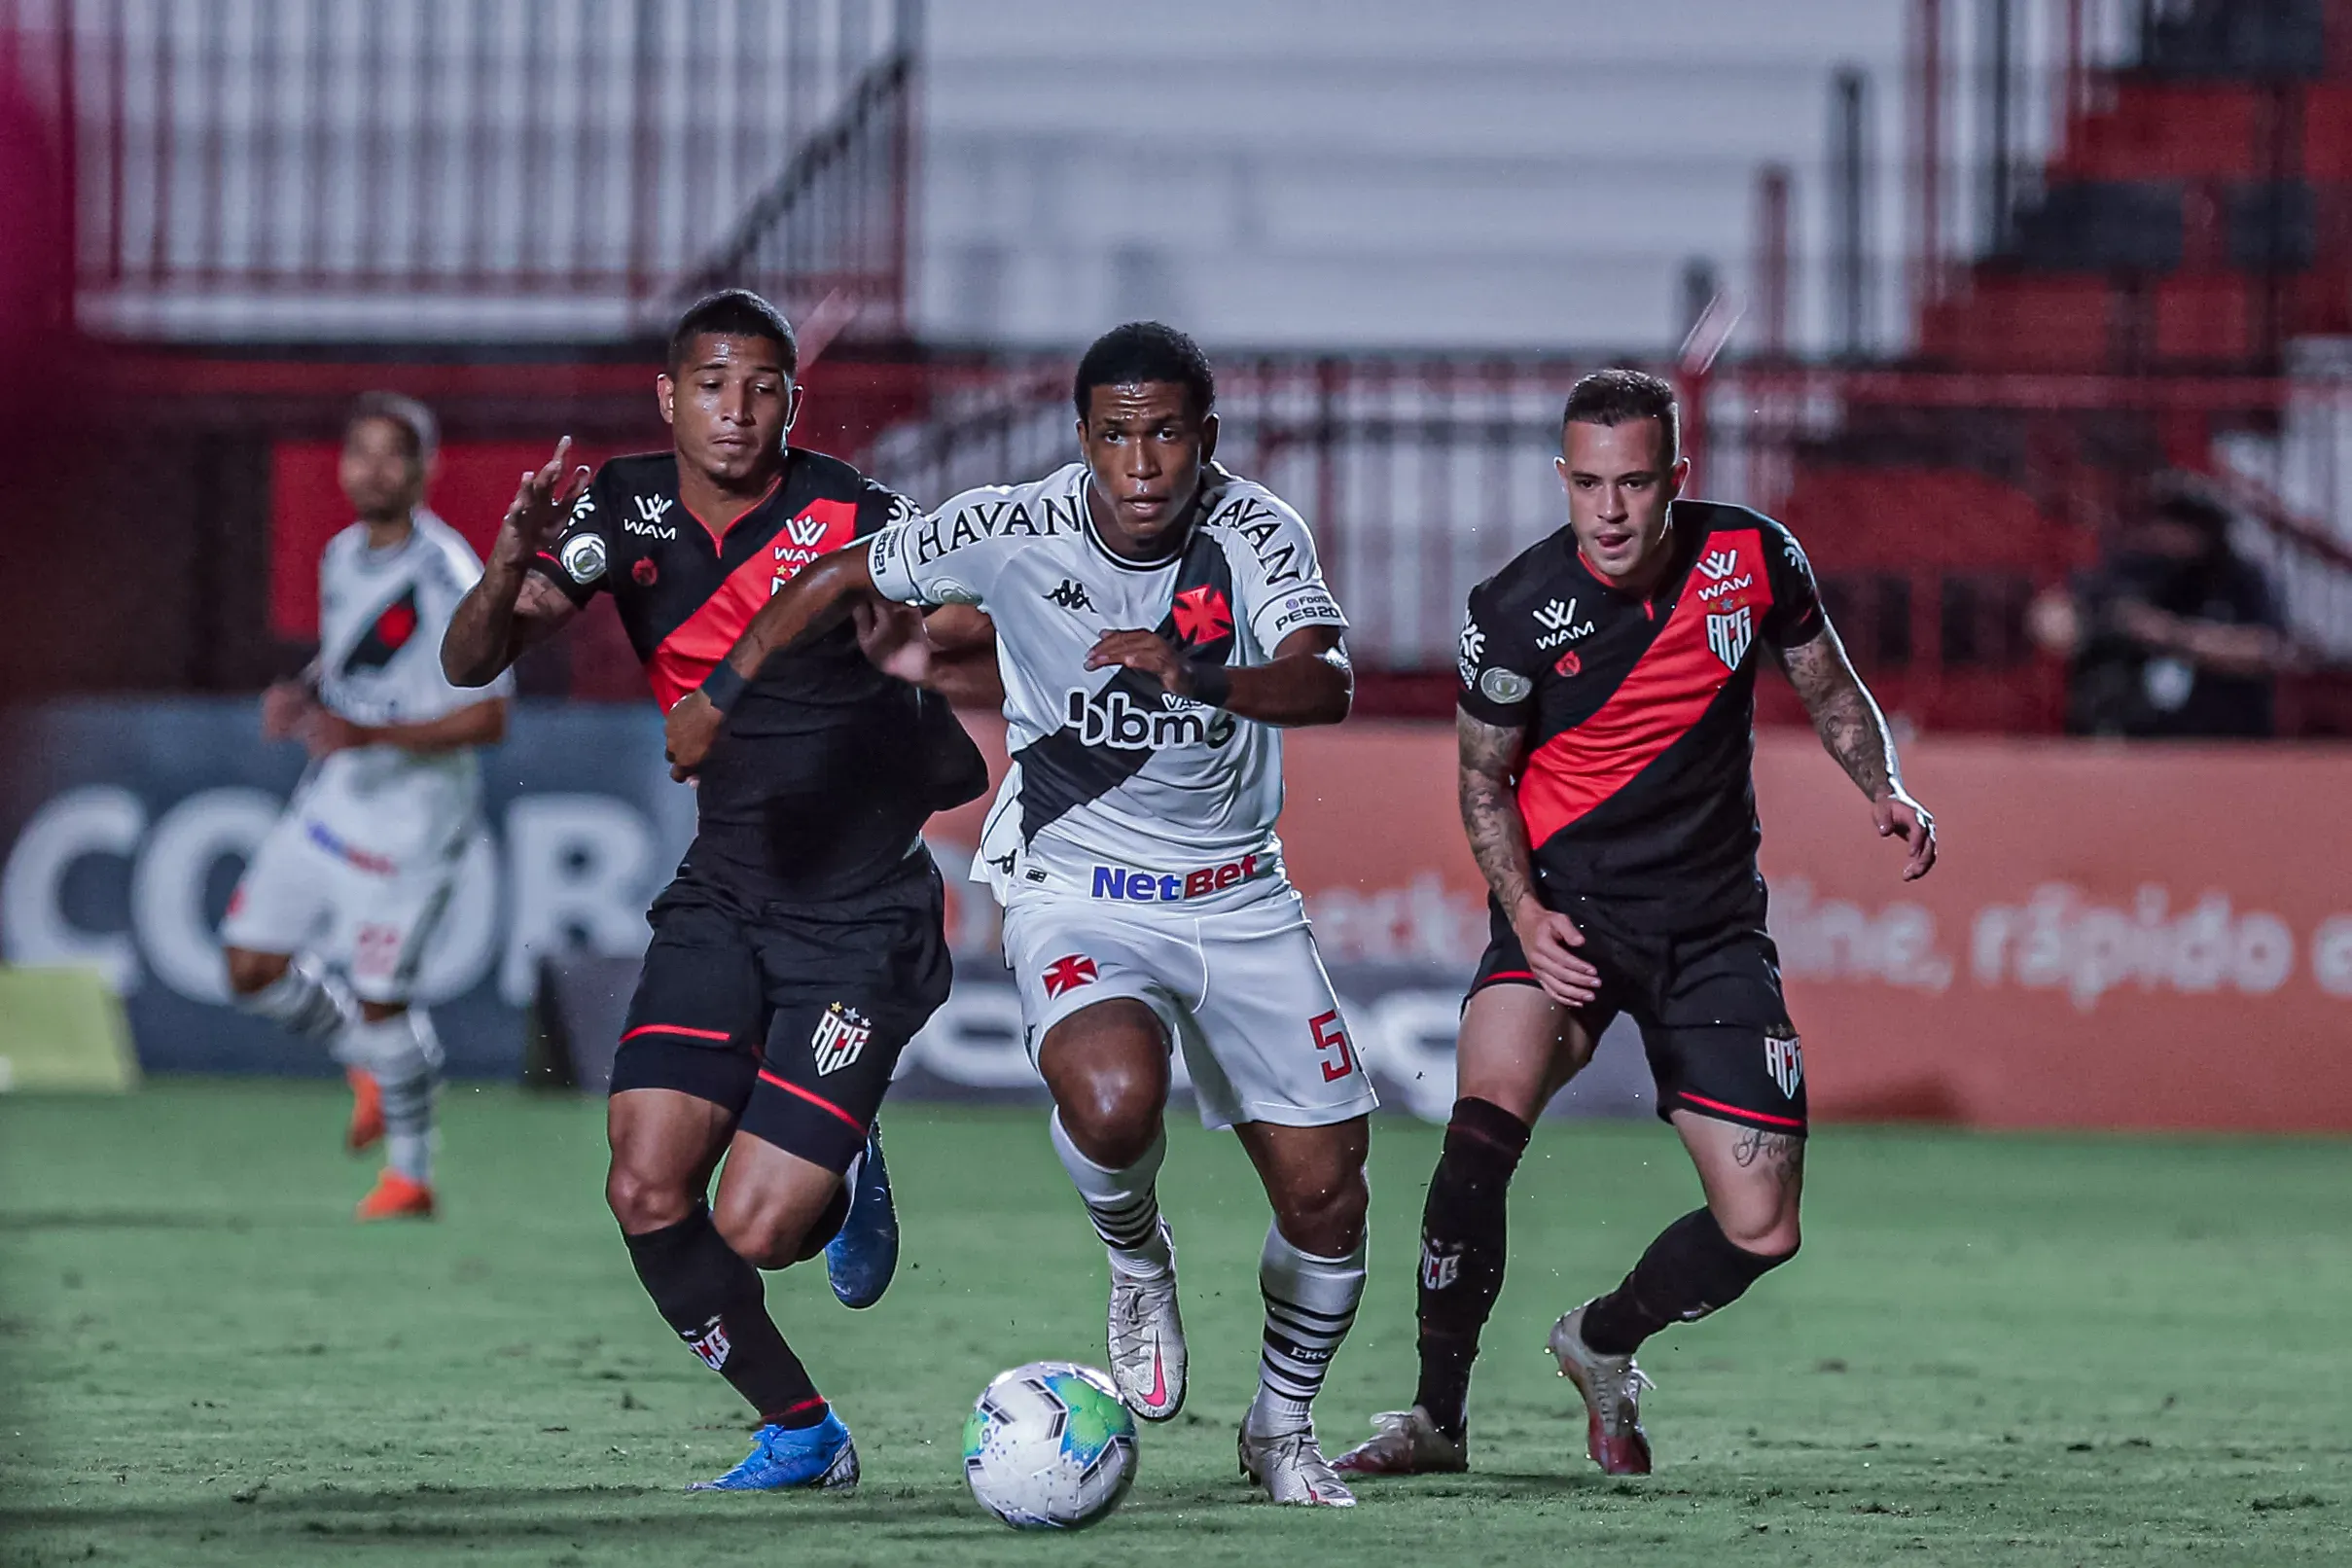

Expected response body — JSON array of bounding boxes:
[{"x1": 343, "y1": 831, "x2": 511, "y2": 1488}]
[
  {"x1": 867, "y1": 461, "x2": 1346, "y2": 910},
  {"x1": 301, "y1": 510, "x2": 512, "y2": 864}
]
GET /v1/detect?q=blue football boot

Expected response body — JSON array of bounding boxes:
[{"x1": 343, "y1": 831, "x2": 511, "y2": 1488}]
[
  {"x1": 689, "y1": 1411, "x2": 859, "y2": 1492},
  {"x1": 824, "y1": 1122, "x2": 900, "y2": 1309}
]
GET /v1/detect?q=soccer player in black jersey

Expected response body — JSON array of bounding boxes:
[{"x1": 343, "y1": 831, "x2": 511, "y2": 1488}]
[
  {"x1": 1336, "y1": 369, "x2": 1937, "y2": 1479},
  {"x1": 440, "y1": 290, "x2": 995, "y2": 1492}
]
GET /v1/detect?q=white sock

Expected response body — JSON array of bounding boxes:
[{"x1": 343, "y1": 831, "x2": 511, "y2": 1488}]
[
  {"x1": 342, "y1": 1010, "x2": 442, "y2": 1183},
  {"x1": 238, "y1": 957, "x2": 353, "y2": 1048},
  {"x1": 1249, "y1": 1225, "x2": 1367, "y2": 1437},
  {"x1": 1050, "y1": 1110, "x2": 1173, "y2": 1279}
]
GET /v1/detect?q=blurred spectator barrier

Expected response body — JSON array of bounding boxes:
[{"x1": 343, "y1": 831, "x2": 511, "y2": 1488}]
[{"x1": 6, "y1": 700, "x2": 2351, "y2": 1129}]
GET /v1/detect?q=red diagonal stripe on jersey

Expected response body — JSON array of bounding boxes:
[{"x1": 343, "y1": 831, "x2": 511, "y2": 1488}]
[
  {"x1": 644, "y1": 499, "x2": 859, "y2": 710},
  {"x1": 1515, "y1": 529, "x2": 1773, "y2": 849}
]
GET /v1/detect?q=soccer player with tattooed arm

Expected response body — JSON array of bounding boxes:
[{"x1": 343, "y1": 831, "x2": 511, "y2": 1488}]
[{"x1": 1335, "y1": 369, "x2": 1937, "y2": 1479}]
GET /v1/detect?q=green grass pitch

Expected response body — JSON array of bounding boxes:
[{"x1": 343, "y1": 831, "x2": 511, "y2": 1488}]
[{"x1": 2, "y1": 1083, "x2": 2347, "y2": 1566}]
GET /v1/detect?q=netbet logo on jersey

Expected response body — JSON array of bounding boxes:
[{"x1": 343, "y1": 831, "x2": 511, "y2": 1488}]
[{"x1": 1064, "y1": 686, "x2": 1236, "y2": 751}]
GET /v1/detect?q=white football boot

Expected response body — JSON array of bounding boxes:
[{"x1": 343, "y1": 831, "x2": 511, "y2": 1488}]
[
  {"x1": 1106, "y1": 1220, "x2": 1187, "y2": 1422},
  {"x1": 1549, "y1": 1301, "x2": 1656, "y2": 1475},
  {"x1": 1238, "y1": 1422, "x2": 1357, "y2": 1507},
  {"x1": 1332, "y1": 1404, "x2": 1470, "y2": 1476}
]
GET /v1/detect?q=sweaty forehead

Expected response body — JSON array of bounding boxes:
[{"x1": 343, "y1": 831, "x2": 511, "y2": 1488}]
[
  {"x1": 1086, "y1": 380, "x2": 1195, "y2": 425},
  {"x1": 1563, "y1": 417, "x2": 1668, "y2": 472},
  {"x1": 680, "y1": 332, "x2": 790, "y2": 376}
]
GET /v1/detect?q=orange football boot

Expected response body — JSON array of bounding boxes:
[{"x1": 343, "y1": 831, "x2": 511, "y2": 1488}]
[
  {"x1": 355, "y1": 1169, "x2": 436, "y2": 1221},
  {"x1": 344, "y1": 1066, "x2": 384, "y2": 1154}
]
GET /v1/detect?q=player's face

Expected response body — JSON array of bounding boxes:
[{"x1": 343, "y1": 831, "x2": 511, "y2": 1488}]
[
  {"x1": 659, "y1": 333, "x2": 801, "y2": 487},
  {"x1": 338, "y1": 416, "x2": 427, "y2": 522},
  {"x1": 1079, "y1": 381, "x2": 1218, "y2": 557},
  {"x1": 1557, "y1": 418, "x2": 1688, "y2": 586}
]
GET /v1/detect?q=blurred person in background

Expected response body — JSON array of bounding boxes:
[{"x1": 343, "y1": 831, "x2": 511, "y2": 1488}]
[
  {"x1": 220, "y1": 394, "x2": 512, "y2": 1221},
  {"x1": 2029, "y1": 484, "x2": 2298, "y2": 739}
]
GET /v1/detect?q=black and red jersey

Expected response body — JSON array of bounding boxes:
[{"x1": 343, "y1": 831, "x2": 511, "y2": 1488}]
[
  {"x1": 1456, "y1": 499, "x2": 1826, "y2": 929},
  {"x1": 531, "y1": 448, "x2": 985, "y2": 904}
]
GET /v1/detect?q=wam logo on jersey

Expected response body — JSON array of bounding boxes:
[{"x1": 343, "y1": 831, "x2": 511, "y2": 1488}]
[
  {"x1": 1698, "y1": 549, "x2": 1741, "y2": 582},
  {"x1": 810, "y1": 1002, "x2": 873, "y2": 1077},
  {"x1": 627, "y1": 495, "x2": 677, "y2": 538},
  {"x1": 1764, "y1": 1030, "x2": 1803, "y2": 1098},
  {"x1": 1065, "y1": 686, "x2": 1236, "y2": 751},
  {"x1": 1533, "y1": 597, "x2": 1593, "y2": 649},
  {"x1": 1706, "y1": 605, "x2": 1754, "y2": 670}
]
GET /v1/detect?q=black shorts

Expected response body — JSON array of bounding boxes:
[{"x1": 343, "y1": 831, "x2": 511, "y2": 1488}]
[
  {"x1": 1469, "y1": 892, "x2": 1806, "y2": 1136},
  {"x1": 606, "y1": 857, "x2": 952, "y2": 1171}
]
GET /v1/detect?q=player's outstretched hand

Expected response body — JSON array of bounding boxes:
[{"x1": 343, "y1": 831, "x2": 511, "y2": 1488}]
[
  {"x1": 297, "y1": 707, "x2": 368, "y2": 760},
  {"x1": 1511, "y1": 898, "x2": 1603, "y2": 1008},
  {"x1": 664, "y1": 690, "x2": 723, "y2": 781},
  {"x1": 1086, "y1": 628, "x2": 1189, "y2": 695},
  {"x1": 1873, "y1": 787, "x2": 1938, "y2": 880},
  {"x1": 502, "y1": 436, "x2": 592, "y2": 556},
  {"x1": 260, "y1": 679, "x2": 315, "y2": 741},
  {"x1": 852, "y1": 598, "x2": 934, "y2": 685}
]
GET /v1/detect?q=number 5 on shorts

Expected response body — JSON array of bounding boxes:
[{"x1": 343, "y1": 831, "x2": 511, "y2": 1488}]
[{"x1": 1309, "y1": 1010, "x2": 1355, "y2": 1083}]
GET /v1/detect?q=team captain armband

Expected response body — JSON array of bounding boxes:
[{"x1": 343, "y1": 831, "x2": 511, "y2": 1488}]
[{"x1": 697, "y1": 659, "x2": 750, "y2": 714}]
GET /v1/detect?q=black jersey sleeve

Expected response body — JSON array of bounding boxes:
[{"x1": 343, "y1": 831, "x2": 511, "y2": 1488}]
[
  {"x1": 853, "y1": 474, "x2": 925, "y2": 539},
  {"x1": 1455, "y1": 576, "x2": 1544, "y2": 727},
  {"x1": 1761, "y1": 516, "x2": 1826, "y2": 648},
  {"x1": 529, "y1": 463, "x2": 619, "y2": 608}
]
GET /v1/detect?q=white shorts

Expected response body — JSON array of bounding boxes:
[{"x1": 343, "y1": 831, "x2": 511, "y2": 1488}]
[
  {"x1": 1000, "y1": 883, "x2": 1378, "y2": 1130},
  {"x1": 220, "y1": 810, "x2": 462, "y2": 1004}
]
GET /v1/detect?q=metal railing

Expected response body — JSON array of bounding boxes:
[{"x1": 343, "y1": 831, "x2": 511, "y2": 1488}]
[{"x1": 3, "y1": 0, "x2": 916, "y2": 339}]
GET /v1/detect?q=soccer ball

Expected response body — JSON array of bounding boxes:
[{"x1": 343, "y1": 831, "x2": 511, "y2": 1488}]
[{"x1": 961, "y1": 1361, "x2": 1137, "y2": 1529}]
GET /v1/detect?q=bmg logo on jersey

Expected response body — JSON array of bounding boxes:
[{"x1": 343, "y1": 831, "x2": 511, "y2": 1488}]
[
  {"x1": 809, "y1": 1002, "x2": 873, "y2": 1076},
  {"x1": 1065, "y1": 685, "x2": 1236, "y2": 750}
]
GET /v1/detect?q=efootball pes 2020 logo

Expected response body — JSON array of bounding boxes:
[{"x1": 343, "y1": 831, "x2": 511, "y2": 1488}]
[{"x1": 809, "y1": 1002, "x2": 873, "y2": 1077}]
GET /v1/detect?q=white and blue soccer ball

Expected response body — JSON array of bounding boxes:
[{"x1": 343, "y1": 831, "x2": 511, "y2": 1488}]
[{"x1": 962, "y1": 1361, "x2": 1137, "y2": 1530}]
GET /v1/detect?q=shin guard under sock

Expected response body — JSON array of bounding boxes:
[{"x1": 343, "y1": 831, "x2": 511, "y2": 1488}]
[
  {"x1": 1579, "y1": 1207, "x2": 1798, "y2": 1356},
  {"x1": 624, "y1": 1206, "x2": 826, "y2": 1428},
  {"x1": 1411, "y1": 1096, "x2": 1531, "y2": 1438}
]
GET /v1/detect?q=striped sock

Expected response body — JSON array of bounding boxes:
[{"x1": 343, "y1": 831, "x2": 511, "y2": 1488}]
[
  {"x1": 344, "y1": 1010, "x2": 442, "y2": 1184},
  {"x1": 1049, "y1": 1110, "x2": 1172, "y2": 1279},
  {"x1": 238, "y1": 957, "x2": 353, "y2": 1049},
  {"x1": 1249, "y1": 1226, "x2": 1366, "y2": 1437}
]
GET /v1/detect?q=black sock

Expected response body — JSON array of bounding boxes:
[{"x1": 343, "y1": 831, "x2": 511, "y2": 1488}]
[
  {"x1": 791, "y1": 1184, "x2": 853, "y2": 1265},
  {"x1": 623, "y1": 1206, "x2": 828, "y2": 1429},
  {"x1": 1579, "y1": 1207, "x2": 1798, "y2": 1356},
  {"x1": 1411, "y1": 1097, "x2": 1532, "y2": 1440}
]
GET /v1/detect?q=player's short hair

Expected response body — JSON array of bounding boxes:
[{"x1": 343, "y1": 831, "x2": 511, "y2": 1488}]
[
  {"x1": 1561, "y1": 368, "x2": 1681, "y2": 466},
  {"x1": 667, "y1": 289, "x2": 799, "y2": 377},
  {"x1": 1073, "y1": 322, "x2": 1215, "y2": 421},
  {"x1": 345, "y1": 391, "x2": 437, "y2": 463}
]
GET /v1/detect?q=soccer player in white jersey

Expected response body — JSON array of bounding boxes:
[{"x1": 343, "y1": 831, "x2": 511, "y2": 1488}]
[
  {"x1": 666, "y1": 324, "x2": 1375, "y2": 1506},
  {"x1": 222, "y1": 394, "x2": 513, "y2": 1221}
]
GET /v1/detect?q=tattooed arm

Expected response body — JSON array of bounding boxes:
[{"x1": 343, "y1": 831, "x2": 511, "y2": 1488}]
[
  {"x1": 1775, "y1": 624, "x2": 1938, "y2": 880},
  {"x1": 1457, "y1": 709, "x2": 1600, "y2": 1005}
]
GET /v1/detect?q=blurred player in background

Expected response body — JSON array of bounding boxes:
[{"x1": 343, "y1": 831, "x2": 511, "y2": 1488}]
[
  {"x1": 668, "y1": 323, "x2": 1377, "y2": 1507},
  {"x1": 1336, "y1": 370, "x2": 1936, "y2": 1479},
  {"x1": 442, "y1": 290, "x2": 994, "y2": 1493},
  {"x1": 222, "y1": 394, "x2": 512, "y2": 1221}
]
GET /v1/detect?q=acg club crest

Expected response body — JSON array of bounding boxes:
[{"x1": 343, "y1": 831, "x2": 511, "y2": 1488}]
[{"x1": 810, "y1": 1002, "x2": 873, "y2": 1076}]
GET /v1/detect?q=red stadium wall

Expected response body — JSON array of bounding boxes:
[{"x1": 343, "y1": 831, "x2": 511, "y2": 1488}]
[{"x1": 934, "y1": 719, "x2": 2352, "y2": 1134}]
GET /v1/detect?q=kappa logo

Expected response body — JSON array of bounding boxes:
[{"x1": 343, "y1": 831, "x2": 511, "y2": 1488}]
[
  {"x1": 1706, "y1": 604, "x2": 1755, "y2": 670},
  {"x1": 1698, "y1": 549, "x2": 1742, "y2": 582},
  {"x1": 809, "y1": 1002, "x2": 873, "y2": 1076},
  {"x1": 1043, "y1": 954, "x2": 1098, "y2": 998},
  {"x1": 1045, "y1": 578, "x2": 1094, "y2": 612},
  {"x1": 1764, "y1": 1031, "x2": 1804, "y2": 1098},
  {"x1": 1534, "y1": 596, "x2": 1594, "y2": 649},
  {"x1": 1418, "y1": 1238, "x2": 1461, "y2": 1292},
  {"x1": 684, "y1": 1315, "x2": 731, "y2": 1371}
]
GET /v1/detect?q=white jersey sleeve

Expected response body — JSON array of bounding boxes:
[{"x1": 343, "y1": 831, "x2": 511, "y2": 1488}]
[
  {"x1": 1204, "y1": 481, "x2": 1349, "y2": 656},
  {"x1": 867, "y1": 476, "x2": 1088, "y2": 610}
]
